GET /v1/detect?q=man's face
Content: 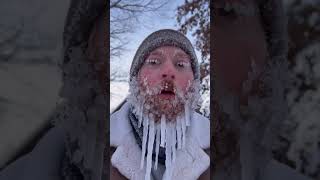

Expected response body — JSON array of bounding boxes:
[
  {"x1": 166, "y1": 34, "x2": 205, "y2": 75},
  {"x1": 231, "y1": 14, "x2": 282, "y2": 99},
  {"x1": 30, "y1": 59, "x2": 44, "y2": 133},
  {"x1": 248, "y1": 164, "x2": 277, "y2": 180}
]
[
  {"x1": 213, "y1": 0, "x2": 268, "y2": 100},
  {"x1": 136, "y1": 46, "x2": 195, "y2": 120}
]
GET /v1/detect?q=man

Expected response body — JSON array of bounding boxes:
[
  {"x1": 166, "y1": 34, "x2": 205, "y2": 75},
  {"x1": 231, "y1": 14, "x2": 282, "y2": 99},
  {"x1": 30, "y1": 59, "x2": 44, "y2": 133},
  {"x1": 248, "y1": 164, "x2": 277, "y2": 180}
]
[
  {"x1": 110, "y1": 29, "x2": 210, "y2": 180},
  {"x1": 212, "y1": 0, "x2": 312, "y2": 180}
]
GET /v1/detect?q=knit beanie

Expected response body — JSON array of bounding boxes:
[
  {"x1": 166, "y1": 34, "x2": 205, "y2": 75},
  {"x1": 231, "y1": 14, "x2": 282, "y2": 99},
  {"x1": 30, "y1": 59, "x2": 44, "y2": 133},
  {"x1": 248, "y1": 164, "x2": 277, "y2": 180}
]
[{"x1": 129, "y1": 29, "x2": 200, "y2": 82}]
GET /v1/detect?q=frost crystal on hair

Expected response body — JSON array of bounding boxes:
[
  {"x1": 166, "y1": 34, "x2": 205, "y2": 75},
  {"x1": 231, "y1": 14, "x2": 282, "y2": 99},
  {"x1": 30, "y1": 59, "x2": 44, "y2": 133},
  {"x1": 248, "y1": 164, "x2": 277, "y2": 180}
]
[
  {"x1": 138, "y1": 100, "x2": 144, "y2": 128},
  {"x1": 136, "y1": 110, "x2": 190, "y2": 180},
  {"x1": 184, "y1": 101, "x2": 191, "y2": 126},
  {"x1": 145, "y1": 117, "x2": 155, "y2": 180},
  {"x1": 176, "y1": 117, "x2": 182, "y2": 149},
  {"x1": 172, "y1": 124, "x2": 177, "y2": 162},
  {"x1": 154, "y1": 124, "x2": 161, "y2": 170},
  {"x1": 165, "y1": 122, "x2": 173, "y2": 180},
  {"x1": 140, "y1": 116, "x2": 149, "y2": 169},
  {"x1": 160, "y1": 114, "x2": 166, "y2": 147},
  {"x1": 181, "y1": 115, "x2": 186, "y2": 148}
]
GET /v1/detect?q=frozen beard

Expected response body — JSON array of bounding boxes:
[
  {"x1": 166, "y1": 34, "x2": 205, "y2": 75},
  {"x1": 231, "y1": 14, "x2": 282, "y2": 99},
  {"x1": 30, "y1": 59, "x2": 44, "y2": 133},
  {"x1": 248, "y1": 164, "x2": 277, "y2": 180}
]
[{"x1": 128, "y1": 77, "x2": 200, "y2": 180}]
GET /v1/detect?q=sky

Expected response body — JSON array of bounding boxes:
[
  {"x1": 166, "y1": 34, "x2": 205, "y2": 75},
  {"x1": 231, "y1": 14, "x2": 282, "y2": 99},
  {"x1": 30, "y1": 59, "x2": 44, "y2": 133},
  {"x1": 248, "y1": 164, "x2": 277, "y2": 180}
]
[{"x1": 110, "y1": 0, "x2": 202, "y2": 81}]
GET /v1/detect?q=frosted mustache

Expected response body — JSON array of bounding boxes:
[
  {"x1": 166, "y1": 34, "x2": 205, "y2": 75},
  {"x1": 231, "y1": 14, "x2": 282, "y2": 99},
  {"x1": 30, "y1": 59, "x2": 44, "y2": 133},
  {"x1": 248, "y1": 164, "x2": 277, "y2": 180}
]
[{"x1": 141, "y1": 80, "x2": 179, "y2": 96}]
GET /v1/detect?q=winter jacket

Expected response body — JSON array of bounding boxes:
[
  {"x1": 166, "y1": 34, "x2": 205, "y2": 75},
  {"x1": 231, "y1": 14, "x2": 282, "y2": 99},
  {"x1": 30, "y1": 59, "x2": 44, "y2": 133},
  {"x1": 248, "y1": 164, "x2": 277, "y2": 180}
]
[{"x1": 110, "y1": 101, "x2": 210, "y2": 180}]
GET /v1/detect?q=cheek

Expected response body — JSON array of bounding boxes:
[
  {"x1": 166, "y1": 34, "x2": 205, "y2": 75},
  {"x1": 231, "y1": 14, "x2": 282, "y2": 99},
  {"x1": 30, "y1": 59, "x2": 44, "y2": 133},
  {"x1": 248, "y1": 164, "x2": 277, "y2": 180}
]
[
  {"x1": 176, "y1": 72, "x2": 194, "y2": 92},
  {"x1": 138, "y1": 67, "x2": 160, "y2": 87}
]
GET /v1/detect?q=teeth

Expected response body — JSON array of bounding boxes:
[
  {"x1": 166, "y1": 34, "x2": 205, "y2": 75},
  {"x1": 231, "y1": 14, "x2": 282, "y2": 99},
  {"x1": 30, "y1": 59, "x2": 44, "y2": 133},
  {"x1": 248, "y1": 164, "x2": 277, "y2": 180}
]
[
  {"x1": 164, "y1": 82, "x2": 169, "y2": 90},
  {"x1": 162, "y1": 82, "x2": 175, "y2": 93}
]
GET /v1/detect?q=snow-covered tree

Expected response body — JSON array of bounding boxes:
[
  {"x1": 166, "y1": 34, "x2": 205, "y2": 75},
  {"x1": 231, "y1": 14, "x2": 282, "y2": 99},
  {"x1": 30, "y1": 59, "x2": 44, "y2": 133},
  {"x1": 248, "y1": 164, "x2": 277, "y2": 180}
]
[
  {"x1": 272, "y1": 0, "x2": 320, "y2": 178},
  {"x1": 176, "y1": 0, "x2": 210, "y2": 117}
]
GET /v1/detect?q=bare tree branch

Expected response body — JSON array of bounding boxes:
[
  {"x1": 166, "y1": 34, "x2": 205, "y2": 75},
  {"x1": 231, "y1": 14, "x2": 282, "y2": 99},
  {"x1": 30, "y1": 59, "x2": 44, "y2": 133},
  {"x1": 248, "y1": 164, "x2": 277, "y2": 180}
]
[{"x1": 110, "y1": 0, "x2": 169, "y2": 62}]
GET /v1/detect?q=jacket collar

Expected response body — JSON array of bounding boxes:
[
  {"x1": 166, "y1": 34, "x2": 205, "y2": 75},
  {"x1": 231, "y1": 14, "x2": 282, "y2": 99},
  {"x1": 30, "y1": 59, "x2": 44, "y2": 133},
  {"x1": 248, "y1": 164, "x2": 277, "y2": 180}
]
[
  {"x1": 110, "y1": 101, "x2": 210, "y2": 180},
  {"x1": 110, "y1": 101, "x2": 210, "y2": 149}
]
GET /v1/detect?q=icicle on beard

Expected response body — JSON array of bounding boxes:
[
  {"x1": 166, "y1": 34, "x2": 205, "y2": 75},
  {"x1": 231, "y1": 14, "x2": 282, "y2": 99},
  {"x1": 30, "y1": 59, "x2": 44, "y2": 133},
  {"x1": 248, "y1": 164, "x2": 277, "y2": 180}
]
[{"x1": 128, "y1": 77, "x2": 200, "y2": 180}]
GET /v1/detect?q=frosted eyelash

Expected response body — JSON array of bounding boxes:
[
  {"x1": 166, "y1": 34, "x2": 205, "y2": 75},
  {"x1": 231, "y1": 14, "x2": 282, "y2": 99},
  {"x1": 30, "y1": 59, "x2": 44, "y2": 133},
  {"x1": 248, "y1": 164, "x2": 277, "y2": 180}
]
[
  {"x1": 146, "y1": 59, "x2": 160, "y2": 64},
  {"x1": 177, "y1": 61, "x2": 190, "y2": 67}
]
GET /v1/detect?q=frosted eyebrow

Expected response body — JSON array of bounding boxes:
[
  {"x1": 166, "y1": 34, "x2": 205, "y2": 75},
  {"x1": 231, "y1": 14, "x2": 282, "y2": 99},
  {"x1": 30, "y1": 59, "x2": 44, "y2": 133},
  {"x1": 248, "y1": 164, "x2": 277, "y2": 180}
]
[
  {"x1": 149, "y1": 50, "x2": 164, "y2": 57},
  {"x1": 174, "y1": 51, "x2": 190, "y2": 60}
]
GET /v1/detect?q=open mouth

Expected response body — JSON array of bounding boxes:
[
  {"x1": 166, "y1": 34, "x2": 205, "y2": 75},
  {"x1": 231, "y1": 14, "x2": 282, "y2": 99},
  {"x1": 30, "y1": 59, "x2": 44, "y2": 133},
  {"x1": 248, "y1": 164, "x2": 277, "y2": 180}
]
[
  {"x1": 160, "y1": 90, "x2": 175, "y2": 95},
  {"x1": 159, "y1": 81, "x2": 175, "y2": 98}
]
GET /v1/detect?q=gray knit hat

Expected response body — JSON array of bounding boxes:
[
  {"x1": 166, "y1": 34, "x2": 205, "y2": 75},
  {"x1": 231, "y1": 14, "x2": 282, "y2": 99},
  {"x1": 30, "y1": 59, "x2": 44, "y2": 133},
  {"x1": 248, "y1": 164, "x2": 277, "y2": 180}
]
[{"x1": 129, "y1": 29, "x2": 200, "y2": 81}]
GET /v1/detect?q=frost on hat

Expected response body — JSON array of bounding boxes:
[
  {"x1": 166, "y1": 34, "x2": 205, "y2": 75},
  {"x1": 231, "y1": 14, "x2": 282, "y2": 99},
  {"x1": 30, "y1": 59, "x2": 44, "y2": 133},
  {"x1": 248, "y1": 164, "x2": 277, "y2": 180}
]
[{"x1": 129, "y1": 29, "x2": 200, "y2": 81}]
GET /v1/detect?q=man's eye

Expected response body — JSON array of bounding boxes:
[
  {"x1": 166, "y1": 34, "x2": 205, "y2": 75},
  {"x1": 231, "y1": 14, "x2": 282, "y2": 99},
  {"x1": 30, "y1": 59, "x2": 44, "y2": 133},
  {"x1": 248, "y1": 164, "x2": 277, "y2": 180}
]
[
  {"x1": 176, "y1": 61, "x2": 190, "y2": 68},
  {"x1": 146, "y1": 59, "x2": 160, "y2": 65}
]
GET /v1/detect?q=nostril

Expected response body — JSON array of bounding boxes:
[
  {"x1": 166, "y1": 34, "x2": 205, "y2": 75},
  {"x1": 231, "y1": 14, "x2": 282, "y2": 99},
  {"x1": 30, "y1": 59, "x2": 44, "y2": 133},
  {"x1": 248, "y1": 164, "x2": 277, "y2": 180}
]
[
  {"x1": 162, "y1": 74, "x2": 167, "y2": 78},
  {"x1": 171, "y1": 75, "x2": 175, "y2": 79}
]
